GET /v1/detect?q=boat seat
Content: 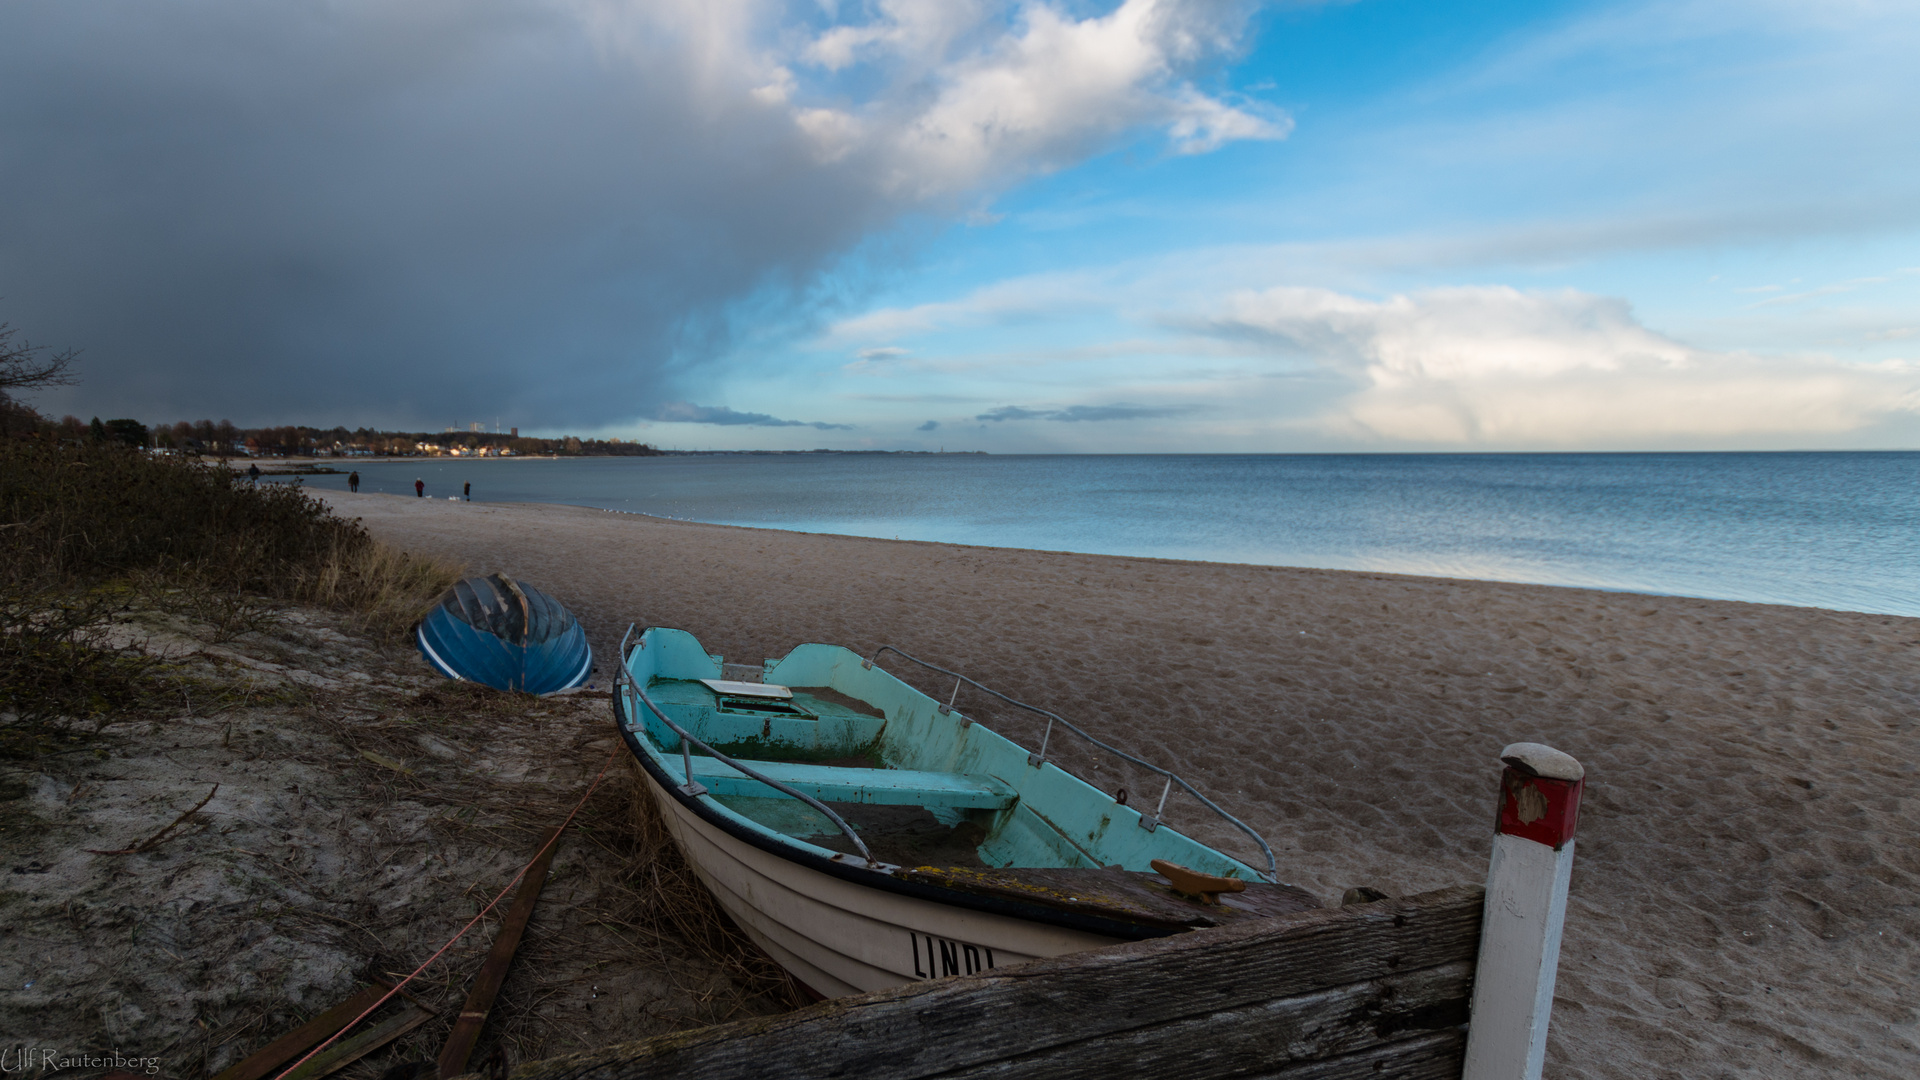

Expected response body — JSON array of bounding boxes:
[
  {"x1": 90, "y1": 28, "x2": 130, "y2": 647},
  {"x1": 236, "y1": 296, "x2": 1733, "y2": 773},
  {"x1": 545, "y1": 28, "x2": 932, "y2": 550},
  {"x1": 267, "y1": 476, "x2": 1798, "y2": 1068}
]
[{"x1": 683, "y1": 757, "x2": 1016, "y2": 810}]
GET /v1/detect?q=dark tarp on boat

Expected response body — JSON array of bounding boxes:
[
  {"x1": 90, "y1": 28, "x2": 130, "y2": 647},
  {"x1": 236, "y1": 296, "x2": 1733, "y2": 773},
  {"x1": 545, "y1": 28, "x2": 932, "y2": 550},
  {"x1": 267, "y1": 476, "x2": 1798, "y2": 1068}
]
[{"x1": 415, "y1": 574, "x2": 593, "y2": 694}]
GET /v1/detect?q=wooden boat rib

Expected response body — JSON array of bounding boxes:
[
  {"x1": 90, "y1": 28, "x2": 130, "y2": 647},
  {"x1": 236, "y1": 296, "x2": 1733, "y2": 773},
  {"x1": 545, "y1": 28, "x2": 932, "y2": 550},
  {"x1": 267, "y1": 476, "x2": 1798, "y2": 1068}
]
[{"x1": 614, "y1": 625, "x2": 1318, "y2": 997}]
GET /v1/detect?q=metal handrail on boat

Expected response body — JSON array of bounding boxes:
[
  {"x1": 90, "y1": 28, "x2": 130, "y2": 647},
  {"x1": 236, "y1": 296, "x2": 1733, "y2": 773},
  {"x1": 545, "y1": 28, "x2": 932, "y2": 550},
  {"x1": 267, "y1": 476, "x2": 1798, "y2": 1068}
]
[
  {"x1": 864, "y1": 645, "x2": 1279, "y2": 883},
  {"x1": 617, "y1": 626, "x2": 876, "y2": 864}
]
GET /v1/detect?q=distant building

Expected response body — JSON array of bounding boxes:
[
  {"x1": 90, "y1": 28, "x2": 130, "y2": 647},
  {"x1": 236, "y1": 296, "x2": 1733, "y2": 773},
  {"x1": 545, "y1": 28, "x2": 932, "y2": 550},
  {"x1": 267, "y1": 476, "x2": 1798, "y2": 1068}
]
[
  {"x1": 470, "y1": 422, "x2": 485, "y2": 432},
  {"x1": 510, "y1": 427, "x2": 518, "y2": 437}
]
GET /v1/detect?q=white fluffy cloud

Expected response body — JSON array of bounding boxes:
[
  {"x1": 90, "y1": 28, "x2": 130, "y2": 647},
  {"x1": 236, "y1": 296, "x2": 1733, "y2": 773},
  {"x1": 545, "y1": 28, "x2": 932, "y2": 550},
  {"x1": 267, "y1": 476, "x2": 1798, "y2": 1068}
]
[
  {"x1": 574, "y1": 1, "x2": 1281, "y2": 198},
  {"x1": 787, "y1": 0, "x2": 1286, "y2": 197},
  {"x1": 1213, "y1": 285, "x2": 1920, "y2": 444}
]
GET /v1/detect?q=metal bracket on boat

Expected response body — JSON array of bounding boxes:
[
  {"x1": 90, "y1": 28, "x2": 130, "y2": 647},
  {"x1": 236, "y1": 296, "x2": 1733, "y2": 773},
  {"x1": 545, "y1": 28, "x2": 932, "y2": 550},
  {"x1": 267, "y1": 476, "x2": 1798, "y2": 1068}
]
[
  {"x1": 865, "y1": 645, "x2": 1280, "y2": 883},
  {"x1": 936, "y1": 674, "x2": 964, "y2": 717},
  {"x1": 1027, "y1": 716, "x2": 1055, "y2": 769},
  {"x1": 614, "y1": 662, "x2": 875, "y2": 864},
  {"x1": 1137, "y1": 777, "x2": 1173, "y2": 833}
]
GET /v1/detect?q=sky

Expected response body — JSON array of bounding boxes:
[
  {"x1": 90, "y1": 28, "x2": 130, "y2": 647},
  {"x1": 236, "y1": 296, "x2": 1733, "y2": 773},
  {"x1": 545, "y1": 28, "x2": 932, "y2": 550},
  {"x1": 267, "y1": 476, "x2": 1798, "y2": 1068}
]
[{"x1": 3, "y1": 0, "x2": 1917, "y2": 452}]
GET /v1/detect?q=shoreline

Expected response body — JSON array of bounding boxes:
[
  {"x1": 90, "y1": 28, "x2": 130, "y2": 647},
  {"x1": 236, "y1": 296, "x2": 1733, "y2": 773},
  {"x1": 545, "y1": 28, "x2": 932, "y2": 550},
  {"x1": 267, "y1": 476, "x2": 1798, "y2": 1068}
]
[
  {"x1": 325, "y1": 489, "x2": 1920, "y2": 1077},
  {"x1": 329, "y1": 490, "x2": 1901, "y2": 621}
]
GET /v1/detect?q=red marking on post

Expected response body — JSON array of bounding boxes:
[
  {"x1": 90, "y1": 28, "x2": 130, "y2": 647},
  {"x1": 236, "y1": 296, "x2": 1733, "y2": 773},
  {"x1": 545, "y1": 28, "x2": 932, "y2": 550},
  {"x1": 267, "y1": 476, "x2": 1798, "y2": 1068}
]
[{"x1": 1497, "y1": 767, "x2": 1583, "y2": 850}]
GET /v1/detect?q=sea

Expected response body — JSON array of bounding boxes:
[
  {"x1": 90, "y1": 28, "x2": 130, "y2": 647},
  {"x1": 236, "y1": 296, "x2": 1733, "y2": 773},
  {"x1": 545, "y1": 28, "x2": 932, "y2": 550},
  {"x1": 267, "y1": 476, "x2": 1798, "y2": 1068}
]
[{"x1": 283, "y1": 452, "x2": 1920, "y2": 618}]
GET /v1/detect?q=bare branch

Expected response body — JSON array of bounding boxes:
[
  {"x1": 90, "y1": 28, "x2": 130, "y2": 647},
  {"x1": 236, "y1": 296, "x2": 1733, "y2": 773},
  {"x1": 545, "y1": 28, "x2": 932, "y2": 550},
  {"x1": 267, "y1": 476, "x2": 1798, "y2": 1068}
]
[{"x1": 0, "y1": 320, "x2": 81, "y2": 395}]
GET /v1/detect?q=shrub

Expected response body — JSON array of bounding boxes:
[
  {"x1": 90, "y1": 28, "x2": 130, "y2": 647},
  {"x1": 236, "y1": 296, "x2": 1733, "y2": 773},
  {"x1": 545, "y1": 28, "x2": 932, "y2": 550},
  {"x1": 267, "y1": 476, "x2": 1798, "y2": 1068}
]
[
  {"x1": 1, "y1": 434, "x2": 360, "y2": 593},
  {"x1": 0, "y1": 434, "x2": 459, "y2": 745}
]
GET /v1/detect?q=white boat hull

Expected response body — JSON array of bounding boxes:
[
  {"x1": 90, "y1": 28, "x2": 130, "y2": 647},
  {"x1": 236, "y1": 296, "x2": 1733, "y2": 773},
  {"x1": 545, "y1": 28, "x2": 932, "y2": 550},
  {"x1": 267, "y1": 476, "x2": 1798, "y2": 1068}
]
[{"x1": 648, "y1": 780, "x2": 1121, "y2": 997}]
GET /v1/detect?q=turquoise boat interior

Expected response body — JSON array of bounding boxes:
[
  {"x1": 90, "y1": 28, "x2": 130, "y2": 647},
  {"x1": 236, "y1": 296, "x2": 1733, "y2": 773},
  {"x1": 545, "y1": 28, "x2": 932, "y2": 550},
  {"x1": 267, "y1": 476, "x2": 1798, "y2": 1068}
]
[{"x1": 617, "y1": 626, "x2": 1268, "y2": 881}]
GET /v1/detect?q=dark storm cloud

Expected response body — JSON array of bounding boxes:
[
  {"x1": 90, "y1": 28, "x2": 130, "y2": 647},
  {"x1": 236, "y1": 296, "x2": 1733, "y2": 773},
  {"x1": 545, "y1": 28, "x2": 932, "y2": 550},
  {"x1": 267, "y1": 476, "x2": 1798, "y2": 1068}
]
[
  {"x1": 0, "y1": 2, "x2": 892, "y2": 429},
  {"x1": 916, "y1": 420, "x2": 939, "y2": 431},
  {"x1": 974, "y1": 403, "x2": 1195, "y2": 422},
  {"x1": 649, "y1": 401, "x2": 851, "y2": 430}
]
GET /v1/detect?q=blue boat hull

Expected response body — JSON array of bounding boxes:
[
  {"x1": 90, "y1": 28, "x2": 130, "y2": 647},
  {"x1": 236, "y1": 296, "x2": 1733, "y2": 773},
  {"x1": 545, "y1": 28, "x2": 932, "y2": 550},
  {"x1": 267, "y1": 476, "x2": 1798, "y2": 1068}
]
[{"x1": 415, "y1": 575, "x2": 593, "y2": 694}]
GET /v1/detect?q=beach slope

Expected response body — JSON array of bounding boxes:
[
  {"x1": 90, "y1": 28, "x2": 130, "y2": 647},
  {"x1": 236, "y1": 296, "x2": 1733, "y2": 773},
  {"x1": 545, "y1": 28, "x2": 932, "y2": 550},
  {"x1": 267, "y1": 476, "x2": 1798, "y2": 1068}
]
[{"x1": 330, "y1": 492, "x2": 1920, "y2": 1079}]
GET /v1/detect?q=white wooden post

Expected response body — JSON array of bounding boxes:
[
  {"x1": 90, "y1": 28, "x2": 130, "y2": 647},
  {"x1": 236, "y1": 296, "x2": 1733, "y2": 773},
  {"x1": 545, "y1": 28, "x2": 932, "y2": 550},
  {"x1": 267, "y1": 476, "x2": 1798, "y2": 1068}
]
[{"x1": 1462, "y1": 742, "x2": 1584, "y2": 1080}]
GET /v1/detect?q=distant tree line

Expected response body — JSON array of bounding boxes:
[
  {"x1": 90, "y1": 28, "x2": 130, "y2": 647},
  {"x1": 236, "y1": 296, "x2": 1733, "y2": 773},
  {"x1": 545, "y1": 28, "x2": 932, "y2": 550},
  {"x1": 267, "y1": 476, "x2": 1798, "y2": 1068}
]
[
  {"x1": 20, "y1": 417, "x2": 661, "y2": 458},
  {"x1": 1, "y1": 316, "x2": 657, "y2": 457}
]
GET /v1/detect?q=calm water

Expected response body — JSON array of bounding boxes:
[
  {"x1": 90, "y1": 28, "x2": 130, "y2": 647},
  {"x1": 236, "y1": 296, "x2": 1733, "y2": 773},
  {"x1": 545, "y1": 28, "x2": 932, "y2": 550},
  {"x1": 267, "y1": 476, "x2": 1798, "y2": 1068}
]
[{"x1": 287, "y1": 453, "x2": 1920, "y2": 617}]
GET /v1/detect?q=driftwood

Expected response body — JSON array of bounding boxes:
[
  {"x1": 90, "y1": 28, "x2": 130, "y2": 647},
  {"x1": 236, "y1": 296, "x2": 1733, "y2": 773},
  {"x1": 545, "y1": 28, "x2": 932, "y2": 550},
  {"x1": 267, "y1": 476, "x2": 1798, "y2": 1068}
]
[
  {"x1": 209, "y1": 983, "x2": 391, "y2": 1080},
  {"x1": 438, "y1": 827, "x2": 563, "y2": 1078},
  {"x1": 895, "y1": 864, "x2": 1320, "y2": 929},
  {"x1": 488, "y1": 884, "x2": 1483, "y2": 1080},
  {"x1": 85, "y1": 783, "x2": 219, "y2": 855},
  {"x1": 281, "y1": 1003, "x2": 436, "y2": 1080}
]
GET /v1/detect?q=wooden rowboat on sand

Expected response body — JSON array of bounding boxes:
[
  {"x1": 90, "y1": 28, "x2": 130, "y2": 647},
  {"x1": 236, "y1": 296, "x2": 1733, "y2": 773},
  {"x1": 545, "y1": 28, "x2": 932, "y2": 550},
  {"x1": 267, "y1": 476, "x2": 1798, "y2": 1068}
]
[{"x1": 613, "y1": 626, "x2": 1319, "y2": 998}]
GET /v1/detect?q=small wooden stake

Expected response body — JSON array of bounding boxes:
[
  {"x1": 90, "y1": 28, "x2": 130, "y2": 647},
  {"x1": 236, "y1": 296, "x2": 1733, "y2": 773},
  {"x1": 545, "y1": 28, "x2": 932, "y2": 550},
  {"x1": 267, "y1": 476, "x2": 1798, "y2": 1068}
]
[
  {"x1": 436, "y1": 827, "x2": 562, "y2": 1079},
  {"x1": 1462, "y1": 742, "x2": 1584, "y2": 1080}
]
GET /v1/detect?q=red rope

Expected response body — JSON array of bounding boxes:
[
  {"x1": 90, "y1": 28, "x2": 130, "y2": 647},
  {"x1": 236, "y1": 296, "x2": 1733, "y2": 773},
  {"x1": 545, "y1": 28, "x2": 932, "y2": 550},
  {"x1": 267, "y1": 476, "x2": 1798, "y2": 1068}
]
[{"x1": 272, "y1": 739, "x2": 625, "y2": 1080}]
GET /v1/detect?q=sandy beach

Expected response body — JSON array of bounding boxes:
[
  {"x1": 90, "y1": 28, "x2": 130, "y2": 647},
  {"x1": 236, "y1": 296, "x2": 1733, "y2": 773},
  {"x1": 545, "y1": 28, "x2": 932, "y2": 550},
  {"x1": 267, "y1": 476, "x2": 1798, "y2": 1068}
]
[{"x1": 329, "y1": 491, "x2": 1919, "y2": 1079}]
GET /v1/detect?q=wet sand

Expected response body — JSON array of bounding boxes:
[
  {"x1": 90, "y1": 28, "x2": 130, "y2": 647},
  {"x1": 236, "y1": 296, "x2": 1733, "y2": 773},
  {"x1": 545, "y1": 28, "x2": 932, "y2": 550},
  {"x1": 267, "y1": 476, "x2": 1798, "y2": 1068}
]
[{"x1": 328, "y1": 492, "x2": 1920, "y2": 1079}]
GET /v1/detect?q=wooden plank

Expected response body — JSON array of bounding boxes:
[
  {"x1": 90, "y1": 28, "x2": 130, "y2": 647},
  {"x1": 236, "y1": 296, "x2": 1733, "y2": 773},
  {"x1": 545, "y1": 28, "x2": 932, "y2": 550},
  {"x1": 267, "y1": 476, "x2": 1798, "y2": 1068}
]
[
  {"x1": 933, "y1": 959, "x2": 1470, "y2": 1080},
  {"x1": 499, "y1": 885, "x2": 1482, "y2": 1080},
  {"x1": 897, "y1": 866, "x2": 1320, "y2": 930},
  {"x1": 1252, "y1": 1030, "x2": 1467, "y2": 1080},
  {"x1": 209, "y1": 983, "x2": 391, "y2": 1080},
  {"x1": 281, "y1": 1004, "x2": 435, "y2": 1080},
  {"x1": 438, "y1": 827, "x2": 562, "y2": 1079}
]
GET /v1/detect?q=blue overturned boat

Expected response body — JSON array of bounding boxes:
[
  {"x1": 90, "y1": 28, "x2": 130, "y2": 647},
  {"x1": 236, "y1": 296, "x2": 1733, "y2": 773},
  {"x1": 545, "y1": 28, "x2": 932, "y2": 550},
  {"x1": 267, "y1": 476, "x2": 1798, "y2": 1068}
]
[{"x1": 415, "y1": 574, "x2": 593, "y2": 694}]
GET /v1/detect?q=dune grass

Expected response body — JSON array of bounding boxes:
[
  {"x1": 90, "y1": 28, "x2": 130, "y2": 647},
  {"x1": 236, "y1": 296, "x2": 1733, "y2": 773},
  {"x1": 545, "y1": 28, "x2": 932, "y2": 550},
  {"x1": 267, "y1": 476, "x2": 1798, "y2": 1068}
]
[{"x1": 301, "y1": 530, "x2": 466, "y2": 639}]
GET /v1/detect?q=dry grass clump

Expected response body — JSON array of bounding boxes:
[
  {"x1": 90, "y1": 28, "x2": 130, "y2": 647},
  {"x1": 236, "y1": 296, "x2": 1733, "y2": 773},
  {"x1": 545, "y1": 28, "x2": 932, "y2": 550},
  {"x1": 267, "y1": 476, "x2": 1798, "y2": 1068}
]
[
  {"x1": 619, "y1": 758, "x2": 810, "y2": 1011},
  {"x1": 302, "y1": 535, "x2": 466, "y2": 640},
  {"x1": 0, "y1": 591, "x2": 165, "y2": 757}
]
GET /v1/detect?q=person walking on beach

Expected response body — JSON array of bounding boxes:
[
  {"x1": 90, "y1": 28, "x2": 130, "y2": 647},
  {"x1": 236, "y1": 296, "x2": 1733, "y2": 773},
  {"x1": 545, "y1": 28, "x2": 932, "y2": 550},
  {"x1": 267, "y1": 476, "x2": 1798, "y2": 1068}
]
[
  {"x1": 247, "y1": 462, "x2": 261, "y2": 483},
  {"x1": 348, "y1": 470, "x2": 360, "y2": 493},
  {"x1": 463, "y1": 481, "x2": 471, "y2": 502},
  {"x1": 415, "y1": 478, "x2": 424, "y2": 498}
]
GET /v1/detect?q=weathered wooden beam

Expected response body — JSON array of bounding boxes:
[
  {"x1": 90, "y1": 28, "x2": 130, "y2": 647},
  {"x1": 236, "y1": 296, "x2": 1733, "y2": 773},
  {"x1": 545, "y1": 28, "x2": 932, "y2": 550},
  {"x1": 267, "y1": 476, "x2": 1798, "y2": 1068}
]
[
  {"x1": 210, "y1": 983, "x2": 391, "y2": 1080},
  {"x1": 281, "y1": 1003, "x2": 436, "y2": 1080},
  {"x1": 1247, "y1": 1030, "x2": 1467, "y2": 1080},
  {"x1": 438, "y1": 826, "x2": 563, "y2": 1079},
  {"x1": 496, "y1": 884, "x2": 1482, "y2": 1080},
  {"x1": 931, "y1": 959, "x2": 1470, "y2": 1080}
]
